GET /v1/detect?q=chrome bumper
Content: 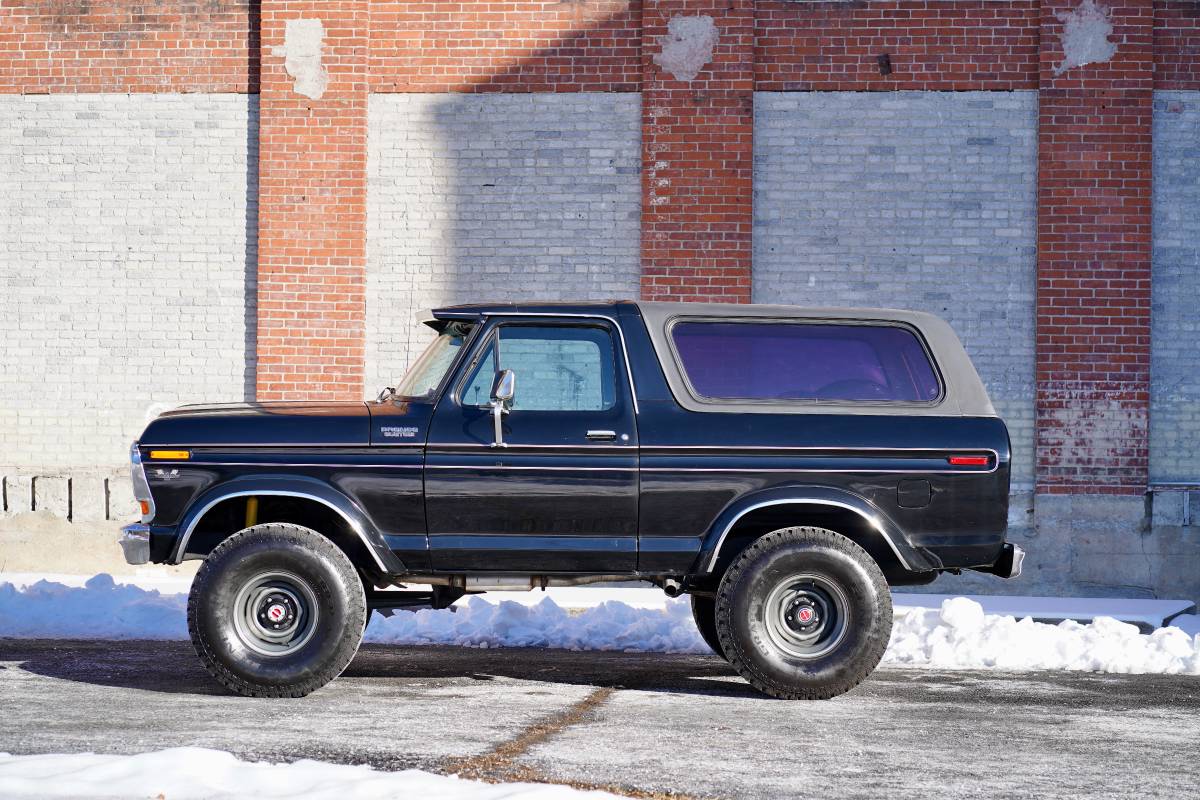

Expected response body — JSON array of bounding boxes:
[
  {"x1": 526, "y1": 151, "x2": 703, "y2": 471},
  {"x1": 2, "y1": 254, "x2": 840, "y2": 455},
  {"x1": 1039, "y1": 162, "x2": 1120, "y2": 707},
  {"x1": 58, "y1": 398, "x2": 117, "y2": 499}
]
[{"x1": 120, "y1": 524, "x2": 151, "y2": 566}]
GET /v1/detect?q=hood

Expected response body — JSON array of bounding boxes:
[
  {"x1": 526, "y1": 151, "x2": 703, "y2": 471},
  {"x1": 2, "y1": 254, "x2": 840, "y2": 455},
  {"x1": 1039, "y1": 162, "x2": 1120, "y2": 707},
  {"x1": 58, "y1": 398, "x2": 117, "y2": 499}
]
[{"x1": 139, "y1": 402, "x2": 372, "y2": 447}]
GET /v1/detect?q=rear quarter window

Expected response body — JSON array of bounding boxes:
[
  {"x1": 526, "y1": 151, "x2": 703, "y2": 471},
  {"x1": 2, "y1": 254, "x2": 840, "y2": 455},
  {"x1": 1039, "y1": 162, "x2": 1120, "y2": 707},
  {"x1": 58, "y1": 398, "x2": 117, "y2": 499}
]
[{"x1": 669, "y1": 320, "x2": 942, "y2": 404}]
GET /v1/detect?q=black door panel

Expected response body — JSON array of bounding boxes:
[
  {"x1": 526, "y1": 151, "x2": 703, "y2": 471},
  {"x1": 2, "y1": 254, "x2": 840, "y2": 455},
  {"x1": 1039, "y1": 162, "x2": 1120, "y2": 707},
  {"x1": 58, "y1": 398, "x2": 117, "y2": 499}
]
[{"x1": 425, "y1": 319, "x2": 639, "y2": 572}]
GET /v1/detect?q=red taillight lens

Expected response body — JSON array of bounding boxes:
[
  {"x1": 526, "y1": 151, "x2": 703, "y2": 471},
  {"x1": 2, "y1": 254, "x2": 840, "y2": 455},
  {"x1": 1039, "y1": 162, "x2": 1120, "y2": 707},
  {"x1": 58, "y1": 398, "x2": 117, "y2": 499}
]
[{"x1": 948, "y1": 455, "x2": 990, "y2": 467}]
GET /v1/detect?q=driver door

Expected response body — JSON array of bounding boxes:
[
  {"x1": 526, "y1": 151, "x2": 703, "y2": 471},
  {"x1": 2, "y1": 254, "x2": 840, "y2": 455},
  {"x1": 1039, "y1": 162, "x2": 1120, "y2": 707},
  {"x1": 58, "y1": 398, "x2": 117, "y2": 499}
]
[{"x1": 424, "y1": 318, "x2": 639, "y2": 572}]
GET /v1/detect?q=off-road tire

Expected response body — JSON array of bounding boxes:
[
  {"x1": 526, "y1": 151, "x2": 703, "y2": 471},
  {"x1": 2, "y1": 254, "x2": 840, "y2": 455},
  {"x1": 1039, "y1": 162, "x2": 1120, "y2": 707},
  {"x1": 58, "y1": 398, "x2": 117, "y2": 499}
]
[
  {"x1": 690, "y1": 595, "x2": 725, "y2": 658},
  {"x1": 187, "y1": 523, "x2": 367, "y2": 698},
  {"x1": 715, "y1": 526, "x2": 892, "y2": 700}
]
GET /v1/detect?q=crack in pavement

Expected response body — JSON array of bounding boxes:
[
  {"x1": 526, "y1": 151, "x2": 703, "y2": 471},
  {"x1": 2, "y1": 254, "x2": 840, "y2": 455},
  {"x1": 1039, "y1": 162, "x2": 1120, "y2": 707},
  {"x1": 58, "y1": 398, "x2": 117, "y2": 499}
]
[{"x1": 442, "y1": 686, "x2": 703, "y2": 799}]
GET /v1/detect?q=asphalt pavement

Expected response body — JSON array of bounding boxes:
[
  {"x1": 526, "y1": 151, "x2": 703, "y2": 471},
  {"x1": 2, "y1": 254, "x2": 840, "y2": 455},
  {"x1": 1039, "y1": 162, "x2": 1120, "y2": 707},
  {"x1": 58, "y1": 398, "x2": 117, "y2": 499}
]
[{"x1": 2, "y1": 639, "x2": 1198, "y2": 799}]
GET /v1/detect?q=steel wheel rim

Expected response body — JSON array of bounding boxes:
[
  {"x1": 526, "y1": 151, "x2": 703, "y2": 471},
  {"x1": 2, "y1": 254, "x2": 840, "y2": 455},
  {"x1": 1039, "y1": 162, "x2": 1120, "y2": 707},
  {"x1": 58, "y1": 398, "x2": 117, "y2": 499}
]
[
  {"x1": 762, "y1": 573, "x2": 849, "y2": 660},
  {"x1": 232, "y1": 571, "x2": 319, "y2": 657}
]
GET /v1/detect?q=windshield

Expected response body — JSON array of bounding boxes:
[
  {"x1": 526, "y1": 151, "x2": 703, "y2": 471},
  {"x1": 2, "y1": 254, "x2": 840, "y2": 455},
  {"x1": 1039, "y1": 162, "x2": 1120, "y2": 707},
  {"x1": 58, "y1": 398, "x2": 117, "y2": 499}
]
[{"x1": 394, "y1": 322, "x2": 474, "y2": 399}]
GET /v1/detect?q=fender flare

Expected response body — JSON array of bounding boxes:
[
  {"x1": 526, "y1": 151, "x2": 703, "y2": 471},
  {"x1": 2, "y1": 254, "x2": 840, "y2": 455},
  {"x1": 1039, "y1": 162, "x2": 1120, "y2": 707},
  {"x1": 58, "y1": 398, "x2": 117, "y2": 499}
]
[
  {"x1": 692, "y1": 485, "x2": 934, "y2": 575},
  {"x1": 169, "y1": 474, "x2": 405, "y2": 575}
]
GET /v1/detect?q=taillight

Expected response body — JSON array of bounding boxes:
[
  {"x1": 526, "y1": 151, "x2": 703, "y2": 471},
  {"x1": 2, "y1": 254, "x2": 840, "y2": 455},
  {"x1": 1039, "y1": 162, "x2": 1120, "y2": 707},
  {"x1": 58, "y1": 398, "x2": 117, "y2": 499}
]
[{"x1": 947, "y1": 455, "x2": 990, "y2": 467}]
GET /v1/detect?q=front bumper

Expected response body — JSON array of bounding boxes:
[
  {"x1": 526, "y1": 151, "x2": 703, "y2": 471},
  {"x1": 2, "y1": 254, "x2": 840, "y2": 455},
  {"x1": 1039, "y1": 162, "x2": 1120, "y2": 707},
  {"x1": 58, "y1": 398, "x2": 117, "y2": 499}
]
[
  {"x1": 120, "y1": 524, "x2": 151, "y2": 565},
  {"x1": 972, "y1": 542, "x2": 1025, "y2": 579}
]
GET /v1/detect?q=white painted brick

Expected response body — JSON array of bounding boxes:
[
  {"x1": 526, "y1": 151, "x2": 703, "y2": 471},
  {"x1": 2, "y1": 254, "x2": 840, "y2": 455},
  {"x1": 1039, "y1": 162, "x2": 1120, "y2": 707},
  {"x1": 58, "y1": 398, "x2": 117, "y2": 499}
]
[
  {"x1": 365, "y1": 93, "x2": 642, "y2": 389},
  {"x1": 71, "y1": 475, "x2": 109, "y2": 523},
  {"x1": 32, "y1": 475, "x2": 70, "y2": 517},
  {"x1": 3, "y1": 475, "x2": 34, "y2": 514},
  {"x1": 752, "y1": 91, "x2": 1038, "y2": 490},
  {"x1": 1151, "y1": 91, "x2": 1200, "y2": 484},
  {"x1": 0, "y1": 94, "x2": 256, "y2": 472},
  {"x1": 106, "y1": 475, "x2": 140, "y2": 522}
]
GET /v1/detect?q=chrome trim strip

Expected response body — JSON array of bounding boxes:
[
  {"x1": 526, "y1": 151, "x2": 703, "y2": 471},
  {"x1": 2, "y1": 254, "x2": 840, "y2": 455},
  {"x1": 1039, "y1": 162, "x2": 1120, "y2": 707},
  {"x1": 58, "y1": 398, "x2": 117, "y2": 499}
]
[
  {"x1": 705, "y1": 499, "x2": 911, "y2": 573},
  {"x1": 481, "y1": 311, "x2": 640, "y2": 415},
  {"x1": 170, "y1": 490, "x2": 389, "y2": 572},
  {"x1": 426, "y1": 464, "x2": 636, "y2": 472},
  {"x1": 149, "y1": 462, "x2": 422, "y2": 469}
]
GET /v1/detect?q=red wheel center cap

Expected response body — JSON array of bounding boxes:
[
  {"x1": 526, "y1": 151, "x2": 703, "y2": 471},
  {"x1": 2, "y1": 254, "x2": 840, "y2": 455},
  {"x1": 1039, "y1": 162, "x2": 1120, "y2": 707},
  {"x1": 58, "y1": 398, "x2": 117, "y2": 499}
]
[
  {"x1": 267, "y1": 605, "x2": 286, "y2": 623},
  {"x1": 797, "y1": 607, "x2": 815, "y2": 624}
]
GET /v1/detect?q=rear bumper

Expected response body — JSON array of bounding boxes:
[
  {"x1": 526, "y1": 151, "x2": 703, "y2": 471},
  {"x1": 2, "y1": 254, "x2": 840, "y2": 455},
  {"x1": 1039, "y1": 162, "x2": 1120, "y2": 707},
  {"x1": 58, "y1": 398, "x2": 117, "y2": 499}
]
[
  {"x1": 119, "y1": 524, "x2": 151, "y2": 566},
  {"x1": 971, "y1": 542, "x2": 1025, "y2": 580}
]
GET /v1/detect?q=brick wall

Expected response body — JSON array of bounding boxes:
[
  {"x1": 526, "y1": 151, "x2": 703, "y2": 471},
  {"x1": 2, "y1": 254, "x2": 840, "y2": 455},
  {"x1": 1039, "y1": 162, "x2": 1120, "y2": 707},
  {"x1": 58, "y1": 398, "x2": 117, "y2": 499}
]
[
  {"x1": 640, "y1": 0, "x2": 754, "y2": 303},
  {"x1": 756, "y1": 0, "x2": 1040, "y2": 91},
  {"x1": 369, "y1": 0, "x2": 642, "y2": 92},
  {"x1": 1154, "y1": 1, "x2": 1200, "y2": 90},
  {"x1": 1035, "y1": 0, "x2": 1155, "y2": 494},
  {"x1": 1150, "y1": 90, "x2": 1200, "y2": 483},
  {"x1": 365, "y1": 93, "x2": 641, "y2": 387},
  {"x1": 255, "y1": 1, "x2": 368, "y2": 402},
  {"x1": 753, "y1": 91, "x2": 1039, "y2": 489},
  {"x1": 0, "y1": 0, "x2": 258, "y2": 93},
  {"x1": 0, "y1": 94, "x2": 256, "y2": 471}
]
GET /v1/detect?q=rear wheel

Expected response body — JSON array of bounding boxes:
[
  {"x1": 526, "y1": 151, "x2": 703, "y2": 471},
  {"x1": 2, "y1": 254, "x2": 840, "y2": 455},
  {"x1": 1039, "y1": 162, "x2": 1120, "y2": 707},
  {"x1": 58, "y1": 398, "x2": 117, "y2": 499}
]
[
  {"x1": 715, "y1": 526, "x2": 892, "y2": 700},
  {"x1": 187, "y1": 523, "x2": 367, "y2": 698},
  {"x1": 689, "y1": 595, "x2": 725, "y2": 658}
]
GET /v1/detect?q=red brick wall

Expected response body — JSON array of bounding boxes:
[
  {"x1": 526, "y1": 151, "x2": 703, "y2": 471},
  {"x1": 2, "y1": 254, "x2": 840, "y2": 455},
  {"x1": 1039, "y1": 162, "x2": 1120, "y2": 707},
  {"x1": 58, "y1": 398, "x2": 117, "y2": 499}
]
[
  {"x1": 1035, "y1": 0, "x2": 1154, "y2": 494},
  {"x1": 756, "y1": 0, "x2": 1040, "y2": 91},
  {"x1": 369, "y1": 0, "x2": 641, "y2": 92},
  {"x1": 640, "y1": 0, "x2": 754, "y2": 303},
  {"x1": 1155, "y1": 0, "x2": 1200, "y2": 89},
  {"x1": 255, "y1": 0, "x2": 369, "y2": 401},
  {"x1": 0, "y1": 0, "x2": 257, "y2": 93}
]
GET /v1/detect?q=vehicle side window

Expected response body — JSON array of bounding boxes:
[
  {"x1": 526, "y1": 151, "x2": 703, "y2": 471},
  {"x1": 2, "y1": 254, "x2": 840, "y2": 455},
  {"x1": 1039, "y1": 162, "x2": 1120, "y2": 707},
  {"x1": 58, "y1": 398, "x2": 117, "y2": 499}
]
[
  {"x1": 460, "y1": 325, "x2": 617, "y2": 412},
  {"x1": 670, "y1": 321, "x2": 941, "y2": 403}
]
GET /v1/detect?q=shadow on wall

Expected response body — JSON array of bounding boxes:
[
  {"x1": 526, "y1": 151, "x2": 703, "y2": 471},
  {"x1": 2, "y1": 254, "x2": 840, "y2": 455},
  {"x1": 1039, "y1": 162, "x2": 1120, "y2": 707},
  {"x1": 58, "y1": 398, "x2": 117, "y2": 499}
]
[
  {"x1": 242, "y1": 1, "x2": 260, "y2": 403},
  {"x1": 364, "y1": 92, "x2": 643, "y2": 391}
]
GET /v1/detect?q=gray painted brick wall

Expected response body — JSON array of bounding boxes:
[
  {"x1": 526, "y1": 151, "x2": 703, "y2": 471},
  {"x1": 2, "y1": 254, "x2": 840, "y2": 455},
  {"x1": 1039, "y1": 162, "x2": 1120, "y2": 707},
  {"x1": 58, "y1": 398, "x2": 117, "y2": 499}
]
[
  {"x1": 0, "y1": 94, "x2": 256, "y2": 471},
  {"x1": 1151, "y1": 91, "x2": 1200, "y2": 484},
  {"x1": 752, "y1": 91, "x2": 1038, "y2": 489},
  {"x1": 365, "y1": 93, "x2": 641, "y2": 391}
]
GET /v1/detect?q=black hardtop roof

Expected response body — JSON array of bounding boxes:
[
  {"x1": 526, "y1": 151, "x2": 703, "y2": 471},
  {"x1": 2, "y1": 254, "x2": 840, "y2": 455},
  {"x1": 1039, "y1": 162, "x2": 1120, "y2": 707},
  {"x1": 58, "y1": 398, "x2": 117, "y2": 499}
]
[
  {"x1": 425, "y1": 300, "x2": 995, "y2": 418},
  {"x1": 428, "y1": 300, "x2": 938, "y2": 322}
]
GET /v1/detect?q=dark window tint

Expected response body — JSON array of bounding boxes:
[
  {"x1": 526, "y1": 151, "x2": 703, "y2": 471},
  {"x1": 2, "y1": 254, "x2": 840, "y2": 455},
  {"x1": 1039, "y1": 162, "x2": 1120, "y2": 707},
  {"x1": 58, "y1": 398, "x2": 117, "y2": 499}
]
[
  {"x1": 670, "y1": 321, "x2": 941, "y2": 403},
  {"x1": 461, "y1": 325, "x2": 617, "y2": 411}
]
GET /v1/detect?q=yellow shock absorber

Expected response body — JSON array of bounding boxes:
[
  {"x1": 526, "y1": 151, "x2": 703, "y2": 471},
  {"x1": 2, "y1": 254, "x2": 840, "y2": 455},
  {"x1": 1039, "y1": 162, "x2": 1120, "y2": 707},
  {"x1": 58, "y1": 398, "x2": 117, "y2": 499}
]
[{"x1": 244, "y1": 496, "x2": 259, "y2": 528}]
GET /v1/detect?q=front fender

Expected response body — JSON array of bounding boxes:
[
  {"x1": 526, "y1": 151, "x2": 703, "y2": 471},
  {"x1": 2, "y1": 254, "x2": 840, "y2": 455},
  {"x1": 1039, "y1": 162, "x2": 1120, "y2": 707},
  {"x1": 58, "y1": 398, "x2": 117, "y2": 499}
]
[
  {"x1": 692, "y1": 485, "x2": 935, "y2": 575},
  {"x1": 169, "y1": 474, "x2": 405, "y2": 574}
]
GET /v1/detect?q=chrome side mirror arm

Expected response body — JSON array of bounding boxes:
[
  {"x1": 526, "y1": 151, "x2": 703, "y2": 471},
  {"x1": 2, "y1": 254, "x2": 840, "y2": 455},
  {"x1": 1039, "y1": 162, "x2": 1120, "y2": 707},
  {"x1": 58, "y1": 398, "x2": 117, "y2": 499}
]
[{"x1": 488, "y1": 369, "x2": 516, "y2": 448}]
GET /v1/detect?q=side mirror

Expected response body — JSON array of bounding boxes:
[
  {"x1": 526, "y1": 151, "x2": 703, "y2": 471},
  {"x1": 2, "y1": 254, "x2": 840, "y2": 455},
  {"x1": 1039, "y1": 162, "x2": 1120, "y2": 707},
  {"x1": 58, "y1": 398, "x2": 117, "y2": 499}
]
[
  {"x1": 489, "y1": 369, "x2": 515, "y2": 447},
  {"x1": 490, "y1": 369, "x2": 515, "y2": 406}
]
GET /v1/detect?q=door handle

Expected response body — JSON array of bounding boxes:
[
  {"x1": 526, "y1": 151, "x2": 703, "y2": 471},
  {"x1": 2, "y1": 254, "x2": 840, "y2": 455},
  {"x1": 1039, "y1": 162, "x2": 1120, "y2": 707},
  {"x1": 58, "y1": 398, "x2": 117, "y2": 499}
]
[{"x1": 586, "y1": 430, "x2": 617, "y2": 441}]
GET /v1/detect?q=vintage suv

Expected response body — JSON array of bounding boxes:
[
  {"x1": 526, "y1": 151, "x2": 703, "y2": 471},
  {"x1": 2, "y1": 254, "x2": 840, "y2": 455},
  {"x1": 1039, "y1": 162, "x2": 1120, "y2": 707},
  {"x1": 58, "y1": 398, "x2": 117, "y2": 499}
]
[{"x1": 122, "y1": 301, "x2": 1021, "y2": 699}]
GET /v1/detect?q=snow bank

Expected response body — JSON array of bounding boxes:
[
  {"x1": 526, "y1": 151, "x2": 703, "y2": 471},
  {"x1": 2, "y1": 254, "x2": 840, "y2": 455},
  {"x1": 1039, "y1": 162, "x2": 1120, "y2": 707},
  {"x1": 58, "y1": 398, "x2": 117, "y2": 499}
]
[
  {"x1": 2, "y1": 575, "x2": 1199, "y2": 675},
  {"x1": 0, "y1": 747, "x2": 616, "y2": 799}
]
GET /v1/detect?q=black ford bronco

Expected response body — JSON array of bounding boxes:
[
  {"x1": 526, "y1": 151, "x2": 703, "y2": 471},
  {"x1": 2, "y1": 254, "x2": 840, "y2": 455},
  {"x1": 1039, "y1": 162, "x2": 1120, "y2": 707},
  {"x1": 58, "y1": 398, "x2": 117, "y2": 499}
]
[{"x1": 122, "y1": 301, "x2": 1021, "y2": 699}]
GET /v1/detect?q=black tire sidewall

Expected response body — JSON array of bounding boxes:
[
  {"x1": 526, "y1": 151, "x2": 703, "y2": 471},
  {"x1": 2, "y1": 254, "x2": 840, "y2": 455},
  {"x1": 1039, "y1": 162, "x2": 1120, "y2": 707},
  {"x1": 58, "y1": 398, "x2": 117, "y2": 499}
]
[
  {"x1": 719, "y1": 530, "x2": 891, "y2": 697},
  {"x1": 191, "y1": 529, "x2": 364, "y2": 690},
  {"x1": 690, "y1": 594, "x2": 724, "y2": 657}
]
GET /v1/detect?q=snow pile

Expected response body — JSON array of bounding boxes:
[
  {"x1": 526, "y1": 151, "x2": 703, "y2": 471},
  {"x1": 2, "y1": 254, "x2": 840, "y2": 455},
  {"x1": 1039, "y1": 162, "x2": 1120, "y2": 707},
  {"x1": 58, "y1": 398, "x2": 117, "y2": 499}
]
[
  {"x1": 0, "y1": 747, "x2": 616, "y2": 799},
  {"x1": 0, "y1": 574, "x2": 186, "y2": 640},
  {"x1": 887, "y1": 597, "x2": 1200, "y2": 674},
  {"x1": 2, "y1": 575, "x2": 1199, "y2": 675},
  {"x1": 367, "y1": 596, "x2": 706, "y2": 653}
]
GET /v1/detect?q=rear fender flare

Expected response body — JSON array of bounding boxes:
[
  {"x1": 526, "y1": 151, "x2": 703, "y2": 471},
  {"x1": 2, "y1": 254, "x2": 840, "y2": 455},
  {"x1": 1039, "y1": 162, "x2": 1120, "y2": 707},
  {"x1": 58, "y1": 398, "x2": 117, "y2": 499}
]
[
  {"x1": 693, "y1": 485, "x2": 933, "y2": 575},
  {"x1": 169, "y1": 474, "x2": 404, "y2": 574}
]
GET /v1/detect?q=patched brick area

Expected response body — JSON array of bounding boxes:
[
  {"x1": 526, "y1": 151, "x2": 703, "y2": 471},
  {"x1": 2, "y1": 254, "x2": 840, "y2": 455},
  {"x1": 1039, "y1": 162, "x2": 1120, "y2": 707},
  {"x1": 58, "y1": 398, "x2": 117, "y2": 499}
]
[
  {"x1": 753, "y1": 91, "x2": 1038, "y2": 489},
  {"x1": 365, "y1": 93, "x2": 641, "y2": 386},
  {"x1": 1150, "y1": 91, "x2": 1200, "y2": 484},
  {"x1": 0, "y1": 94, "x2": 256, "y2": 470}
]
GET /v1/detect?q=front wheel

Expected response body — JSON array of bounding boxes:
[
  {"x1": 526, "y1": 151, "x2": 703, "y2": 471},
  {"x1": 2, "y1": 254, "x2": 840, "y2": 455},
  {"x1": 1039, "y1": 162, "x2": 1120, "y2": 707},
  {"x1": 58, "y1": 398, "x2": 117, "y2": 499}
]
[
  {"x1": 187, "y1": 523, "x2": 367, "y2": 698},
  {"x1": 715, "y1": 526, "x2": 892, "y2": 700}
]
